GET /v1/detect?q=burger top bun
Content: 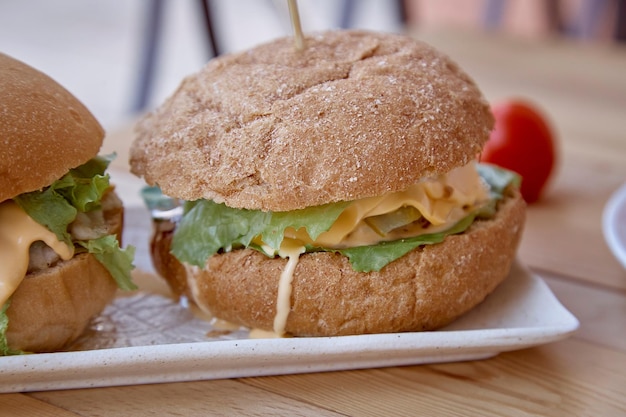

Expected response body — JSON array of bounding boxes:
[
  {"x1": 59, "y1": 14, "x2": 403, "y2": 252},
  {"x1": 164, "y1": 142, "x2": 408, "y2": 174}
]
[
  {"x1": 0, "y1": 53, "x2": 104, "y2": 203},
  {"x1": 130, "y1": 30, "x2": 494, "y2": 212}
]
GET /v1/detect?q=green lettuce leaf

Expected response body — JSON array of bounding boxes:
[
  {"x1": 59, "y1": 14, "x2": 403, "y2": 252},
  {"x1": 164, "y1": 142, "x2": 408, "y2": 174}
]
[
  {"x1": 260, "y1": 201, "x2": 351, "y2": 249},
  {"x1": 172, "y1": 199, "x2": 349, "y2": 267},
  {"x1": 477, "y1": 163, "x2": 521, "y2": 199},
  {"x1": 170, "y1": 163, "x2": 519, "y2": 271},
  {"x1": 335, "y1": 211, "x2": 479, "y2": 272},
  {"x1": 172, "y1": 200, "x2": 270, "y2": 267},
  {"x1": 0, "y1": 301, "x2": 24, "y2": 356},
  {"x1": 13, "y1": 153, "x2": 135, "y2": 289},
  {"x1": 78, "y1": 236, "x2": 137, "y2": 291},
  {"x1": 14, "y1": 154, "x2": 114, "y2": 245},
  {"x1": 13, "y1": 189, "x2": 77, "y2": 247}
]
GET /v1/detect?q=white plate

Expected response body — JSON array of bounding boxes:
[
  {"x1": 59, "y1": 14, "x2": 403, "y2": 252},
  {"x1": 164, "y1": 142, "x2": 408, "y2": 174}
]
[
  {"x1": 603, "y1": 182, "x2": 626, "y2": 269},
  {"x1": 0, "y1": 265, "x2": 578, "y2": 393},
  {"x1": 0, "y1": 207, "x2": 579, "y2": 393}
]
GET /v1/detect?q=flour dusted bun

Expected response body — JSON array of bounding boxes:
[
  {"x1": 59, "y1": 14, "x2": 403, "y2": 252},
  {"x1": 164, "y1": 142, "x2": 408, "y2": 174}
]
[
  {"x1": 179, "y1": 190, "x2": 525, "y2": 336},
  {"x1": 133, "y1": 30, "x2": 525, "y2": 338},
  {"x1": 0, "y1": 53, "x2": 104, "y2": 204},
  {"x1": 131, "y1": 30, "x2": 493, "y2": 211},
  {"x1": 5, "y1": 191, "x2": 124, "y2": 352}
]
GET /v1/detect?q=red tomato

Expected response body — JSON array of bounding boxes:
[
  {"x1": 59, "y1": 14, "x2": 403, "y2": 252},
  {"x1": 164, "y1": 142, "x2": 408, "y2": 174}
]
[{"x1": 481, "y1": 100, "x2": 557, "y2": 203}]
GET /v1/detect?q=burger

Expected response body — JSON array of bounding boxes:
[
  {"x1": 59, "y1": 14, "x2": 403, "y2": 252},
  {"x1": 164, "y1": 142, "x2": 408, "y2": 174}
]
[
  {"x1": 0, "y1": 53, "x2": 135, "y2": 354},
  {"x1": 130, "y1": 30, "x2": 526, "y2": 337}
]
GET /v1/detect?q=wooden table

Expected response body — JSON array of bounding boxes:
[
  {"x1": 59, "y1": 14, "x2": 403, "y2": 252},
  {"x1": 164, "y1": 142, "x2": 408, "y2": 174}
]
[{"x1": 3, "y1": 29, "x2": 626, "y2": 416}]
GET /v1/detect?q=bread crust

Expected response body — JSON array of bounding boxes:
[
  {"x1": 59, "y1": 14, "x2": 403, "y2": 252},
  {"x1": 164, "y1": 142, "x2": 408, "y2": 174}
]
[
  {"x1": 130, "y1": 30, "x2": 494, "y2": 211},
  {"x1": 179, "y1": 190, "x2": 526, "y2": 336},
  {"x1": 4, "y1": 190, "x2": 124, "y2": 352},
  {"x1": 0, "y1": 53, "x2": 104, "y2": 203}
]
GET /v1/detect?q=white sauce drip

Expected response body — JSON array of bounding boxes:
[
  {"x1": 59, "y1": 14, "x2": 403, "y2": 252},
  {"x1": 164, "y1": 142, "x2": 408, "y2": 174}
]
[{"x1": 273, "y1": 241, "x2": 305, "y2": 336}]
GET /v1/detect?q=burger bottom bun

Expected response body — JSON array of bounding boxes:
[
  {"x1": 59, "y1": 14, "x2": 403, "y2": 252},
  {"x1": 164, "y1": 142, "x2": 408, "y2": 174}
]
[
  {"x1": 5, "y1": 190, "x2": 123, "y2": 353},
  {"x1": 186, "y1": 190, "x2": 526, "y2": 337}
]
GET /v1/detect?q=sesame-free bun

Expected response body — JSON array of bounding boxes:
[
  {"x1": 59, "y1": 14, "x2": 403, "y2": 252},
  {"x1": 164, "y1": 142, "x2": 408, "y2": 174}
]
[
  {"x1": 130, "y1": 30, "x2": 494, "y2": 211},
  {"x1": 160, "y1": 190, "x2": 525, "y2": 336},
  {"x1": 0, "y1": 53, "x2": 104, "y2": 203},
  {"x1": 4, "y1": 191, "x2": 123, "y2": 353}
]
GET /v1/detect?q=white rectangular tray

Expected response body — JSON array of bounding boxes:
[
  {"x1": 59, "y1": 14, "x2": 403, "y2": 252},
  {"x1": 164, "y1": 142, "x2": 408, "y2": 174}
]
[
  {"x1": 0, "y1": 262, "x2": 578, "y2": 393},
  {"x1": 0, "y1": 206, "x2": 579, "y2": 393}
]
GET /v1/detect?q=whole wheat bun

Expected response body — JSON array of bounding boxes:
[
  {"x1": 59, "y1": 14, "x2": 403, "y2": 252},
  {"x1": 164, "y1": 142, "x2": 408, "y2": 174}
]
[
  {"x1": 130, "y1": 30, "x2": 494, "y2": 212},
  {"x1": 5, "y1": 191, "x2": 124, "y2": 353},
  {"x1": 135, "y1": 30, "x2": 525, "y2": 336},
  {"x1": 0, "y1": 53, "x2": 104, "y2": 203},
  {"x1": 153, "y1": 190, "x2": 525, "y2": 336}
]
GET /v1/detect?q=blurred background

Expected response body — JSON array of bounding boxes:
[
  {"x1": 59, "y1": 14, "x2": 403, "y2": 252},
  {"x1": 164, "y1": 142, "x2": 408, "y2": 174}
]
[{"x1": 0, "y1": 0, "x2": 623, "y2": 131}]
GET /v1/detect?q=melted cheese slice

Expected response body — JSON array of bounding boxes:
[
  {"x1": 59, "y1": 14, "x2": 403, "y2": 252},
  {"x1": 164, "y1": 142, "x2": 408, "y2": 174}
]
[
  {"x1": 283, "y1": 161, "x2": 488, "y2": 249},
  {"x1": 0, "y1": 201, "x2": 74, "y2": 306}
]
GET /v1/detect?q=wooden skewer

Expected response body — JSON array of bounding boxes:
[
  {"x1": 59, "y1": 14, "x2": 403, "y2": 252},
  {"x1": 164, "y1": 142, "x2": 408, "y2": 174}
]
[{"x1": 288, "y1": 0, "x2": 305, "y2": 50}]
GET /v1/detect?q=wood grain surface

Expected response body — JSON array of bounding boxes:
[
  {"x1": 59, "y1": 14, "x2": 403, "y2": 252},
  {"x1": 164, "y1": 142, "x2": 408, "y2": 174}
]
[{"x1": 2, "y1": 29, "x2": 625, "y2": 416}]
